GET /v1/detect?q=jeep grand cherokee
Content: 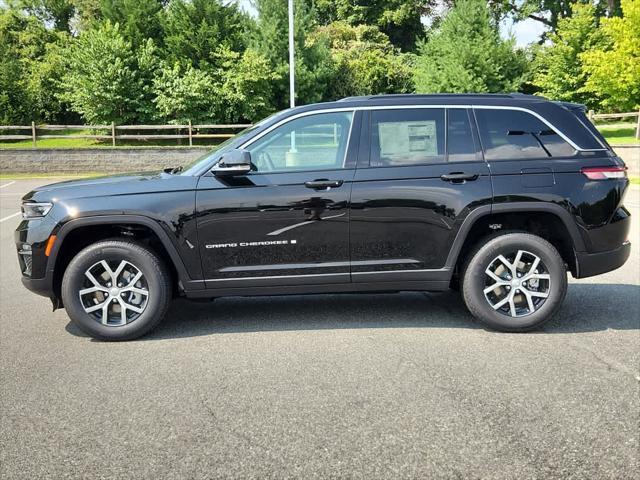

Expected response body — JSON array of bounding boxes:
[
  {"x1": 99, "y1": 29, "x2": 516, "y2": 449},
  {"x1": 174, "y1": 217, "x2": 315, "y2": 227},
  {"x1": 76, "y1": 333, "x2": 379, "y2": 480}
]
[{"x1": 16, "y1": 94, "x2": 631, "y2": 340}]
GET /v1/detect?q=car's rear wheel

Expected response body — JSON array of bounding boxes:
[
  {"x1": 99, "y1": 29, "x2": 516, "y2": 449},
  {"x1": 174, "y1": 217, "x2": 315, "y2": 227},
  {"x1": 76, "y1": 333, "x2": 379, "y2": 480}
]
[
  {"x1": 461, "y1": 233, "x2": 567, "y2": 332},
  {"x1": 61, "y1": 240, "x2": 171, "y2": 341}
]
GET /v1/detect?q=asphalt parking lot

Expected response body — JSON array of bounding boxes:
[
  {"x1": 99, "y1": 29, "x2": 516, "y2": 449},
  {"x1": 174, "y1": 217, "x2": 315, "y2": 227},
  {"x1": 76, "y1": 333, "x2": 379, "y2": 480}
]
[{"x1": 1, "y1": 178, "x2": 638, "y2": 479}]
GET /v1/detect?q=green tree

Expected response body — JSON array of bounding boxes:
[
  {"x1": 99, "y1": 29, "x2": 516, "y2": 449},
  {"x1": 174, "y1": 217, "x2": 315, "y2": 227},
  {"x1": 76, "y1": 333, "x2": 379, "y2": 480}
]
[
  {"x1": 311, "y1": 22, "x2": 414, "y2": 98},
  {"x1": 0, "y1": 7, "x2": 69, "y2": 123},
  {"x1": 162, "y1": 0, "x2": 251, "y2": 69},
  {"x1": 153, "y1": 48, "x2": 276, "y2": 124},
  {"x1": 533, "y1": 3, "x2": 603, "y2": 109},
  {"x1": 581, "y1": 0, "x2": 640, "y2": 112},
  {"x1": 487, "y1": 0, "x2": 620, "y2": 34},
  {"x1": 99, "y1": 0, "x2": 165, "y2": 49},
  {"x1": 58, "y1": 21, "x2": 158, "y2": 124},
  {"x1": 414, "y1": 0, "x2": 527, "y2": 93},
  {"x1": 315, "y1": 0, "x2": 432, "y2": 51},
  {"x1": 18, "y1": 0, "x2": 75, "y2": 32},
  {"x1": 253, "y1": 0, "x2": 334, "y2": 108},
  {"x1": 25, "y1": 35, "x2": 75, "y2": 122},
  {"x1": 211, "y1": 47, "x2": 278, "y2": 122},
  {"x1": 153, "y1": 63, "x2": 215, "y2": 123}
]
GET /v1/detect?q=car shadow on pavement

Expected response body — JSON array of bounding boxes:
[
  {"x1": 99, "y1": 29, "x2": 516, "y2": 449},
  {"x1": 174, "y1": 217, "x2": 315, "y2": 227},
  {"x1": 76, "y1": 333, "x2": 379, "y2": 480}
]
[{"x1": 65, "y1": 283, "x2": 640, "y2": 340}]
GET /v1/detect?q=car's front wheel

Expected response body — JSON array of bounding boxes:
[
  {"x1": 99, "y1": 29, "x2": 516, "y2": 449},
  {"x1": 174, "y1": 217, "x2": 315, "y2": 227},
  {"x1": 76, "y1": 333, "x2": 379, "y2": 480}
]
[
  {"x1": 61, "y1": 240, "x2": 172, "y2": 341},
  {"x1": 461, "y1": 233, "x2": 567, "y2": 332}
]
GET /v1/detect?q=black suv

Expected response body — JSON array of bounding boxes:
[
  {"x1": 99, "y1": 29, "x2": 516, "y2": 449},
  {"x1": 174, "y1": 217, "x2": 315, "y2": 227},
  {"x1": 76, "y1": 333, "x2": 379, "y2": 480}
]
[{"x1": 16, "y1": 94, "x2": 631, "y2": 340}]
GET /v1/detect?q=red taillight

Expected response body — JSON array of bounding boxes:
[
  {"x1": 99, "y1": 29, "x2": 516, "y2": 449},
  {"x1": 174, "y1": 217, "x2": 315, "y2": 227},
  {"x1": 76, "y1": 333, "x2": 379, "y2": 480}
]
[{"x1": 581, "y1": 166, "x2": 627, "y2": 180}]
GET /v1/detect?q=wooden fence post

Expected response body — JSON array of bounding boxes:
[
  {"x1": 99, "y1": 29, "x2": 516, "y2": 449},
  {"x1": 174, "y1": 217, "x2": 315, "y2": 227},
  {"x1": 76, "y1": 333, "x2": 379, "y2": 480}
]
[
  {"x1": 31, "y1": 121, "x2": 36, "y2": 148},
  {"x1": 188, "y1": 120, "x2": 193, "y2": 147},
  {"x1": 111, "y1": 122, "x2": 116, "y2": 147},
  {"x1": 588, "y1": 110, "x2": 594, "y2": 122},
  {"x1": 635, "y1": 110, "x2": 640, "y2": 140}
]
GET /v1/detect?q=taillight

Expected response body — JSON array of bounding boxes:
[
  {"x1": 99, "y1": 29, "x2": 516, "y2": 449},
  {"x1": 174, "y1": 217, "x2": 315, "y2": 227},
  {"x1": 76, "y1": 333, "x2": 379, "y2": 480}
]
[{"x1": 581, "y1": 166, "x2": 627, "y2": 180}]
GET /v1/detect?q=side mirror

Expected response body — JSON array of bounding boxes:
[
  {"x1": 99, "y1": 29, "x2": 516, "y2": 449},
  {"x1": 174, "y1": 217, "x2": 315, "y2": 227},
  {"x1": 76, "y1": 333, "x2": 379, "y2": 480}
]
[{"x1": 213, "y1": 149, "x2": 252, "y2": 176}]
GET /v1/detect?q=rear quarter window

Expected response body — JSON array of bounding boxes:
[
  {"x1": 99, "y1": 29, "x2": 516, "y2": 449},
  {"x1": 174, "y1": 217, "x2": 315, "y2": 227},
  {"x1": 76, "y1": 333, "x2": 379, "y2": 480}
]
[{"x1": 474, "y1": 109, "x2": 576, "y2": 160}]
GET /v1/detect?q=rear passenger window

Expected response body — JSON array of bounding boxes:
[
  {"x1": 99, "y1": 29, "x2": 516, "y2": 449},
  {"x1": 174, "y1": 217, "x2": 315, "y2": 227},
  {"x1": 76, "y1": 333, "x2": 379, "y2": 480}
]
[
  {"x1": 371, "y1": 109, "x2": 445, "y2": 166},
  {"x1": 475, "y1": 109, "x2": 576, "y2": 160},
  {"x1": 448, "y1": 109, "x2": 477, "y2": 162}
]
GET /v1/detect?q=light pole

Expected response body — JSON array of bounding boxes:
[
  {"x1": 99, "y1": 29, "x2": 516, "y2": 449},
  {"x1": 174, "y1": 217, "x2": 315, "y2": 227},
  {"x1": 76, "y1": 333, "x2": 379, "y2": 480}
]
[
  {"x1": 287, "y1": 0, "x2": 297, "y2": 157},
  {"x1": 288, "y1": 0, "x2": 295, "y2": 109}
]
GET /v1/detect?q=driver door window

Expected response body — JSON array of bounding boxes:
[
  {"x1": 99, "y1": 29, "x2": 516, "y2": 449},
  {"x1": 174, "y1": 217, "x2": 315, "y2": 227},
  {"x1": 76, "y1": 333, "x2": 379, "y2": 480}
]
[{"x1": 246, "y1": 111, "x2": 354, "y2": 172}]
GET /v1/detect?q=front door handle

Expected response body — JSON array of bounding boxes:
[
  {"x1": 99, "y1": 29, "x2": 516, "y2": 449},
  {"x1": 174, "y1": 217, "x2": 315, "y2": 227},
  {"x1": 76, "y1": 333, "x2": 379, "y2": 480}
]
[
  {"x1": 304, "y1": 179, "x2": 344, "y2": 190},
  {"x1": 440, "y1": 172, "x2": 479, "y2": 183}
]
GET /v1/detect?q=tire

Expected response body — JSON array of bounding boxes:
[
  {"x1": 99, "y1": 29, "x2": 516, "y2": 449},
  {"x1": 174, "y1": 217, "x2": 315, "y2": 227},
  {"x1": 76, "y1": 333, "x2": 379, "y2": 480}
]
[
  {"x1": 61, "y1": 239, "x2": 172, "y2": 341},
  {"x1": 461, "y1": 232, "x2": 567, "y2": 332}
]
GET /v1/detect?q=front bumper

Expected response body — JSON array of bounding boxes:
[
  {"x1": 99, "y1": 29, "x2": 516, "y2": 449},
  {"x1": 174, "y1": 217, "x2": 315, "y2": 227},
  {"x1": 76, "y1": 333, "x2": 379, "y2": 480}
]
[
  {"x1": 22, "y1": 274, "x2": 54, "y2": 298},
  {"x1": 574, "y1": 241, "x2": 631, "y2": 278},
  {"x1": 15, "y1": 216, "x2": 57, "y2": 299}
]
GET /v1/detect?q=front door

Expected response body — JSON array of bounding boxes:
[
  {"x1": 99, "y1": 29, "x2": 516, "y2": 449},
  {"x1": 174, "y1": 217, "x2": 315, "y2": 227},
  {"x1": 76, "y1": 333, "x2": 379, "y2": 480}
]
[
  {"x1": 350, "y1": 107, "x2": 493, "y2": 284},
  {"x1": 196, "y1": 110, "x2": 359, "y2": 289}
]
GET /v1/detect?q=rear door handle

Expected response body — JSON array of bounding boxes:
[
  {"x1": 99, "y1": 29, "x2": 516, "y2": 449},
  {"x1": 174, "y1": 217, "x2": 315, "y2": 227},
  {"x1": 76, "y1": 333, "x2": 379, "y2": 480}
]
[
  {"x1": 440, "y1": 172, "x2": 479, "y2": 183},
  {"x1": 304, "y1": 179, "x2": 344, "y2": 190}
]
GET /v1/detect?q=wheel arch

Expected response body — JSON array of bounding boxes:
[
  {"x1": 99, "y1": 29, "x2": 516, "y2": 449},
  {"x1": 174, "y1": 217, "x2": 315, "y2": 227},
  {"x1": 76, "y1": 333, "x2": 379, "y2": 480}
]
[
  {"x1": 50, "y1": 215, "x2": 195, "y2": 301},
  {"x1": 446, "y1": 203, "x2": 585, "y2": 277}
]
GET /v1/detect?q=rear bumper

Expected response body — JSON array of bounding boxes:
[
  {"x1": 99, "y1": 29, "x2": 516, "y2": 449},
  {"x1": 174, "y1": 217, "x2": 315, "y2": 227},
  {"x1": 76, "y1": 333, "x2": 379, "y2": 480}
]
[{"x1": 574, "y1": 241, "x2": 631, "y2": 278}]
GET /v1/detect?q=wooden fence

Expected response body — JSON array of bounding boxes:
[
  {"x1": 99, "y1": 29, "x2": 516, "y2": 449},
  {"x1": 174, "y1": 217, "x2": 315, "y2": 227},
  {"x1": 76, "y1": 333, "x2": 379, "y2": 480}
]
[
  {"x1": 588, "y1": 110, "x2": 640, "y2": 139},
  {"x1": 2, "y1": 110, "x2": 639, "y2": 146},
  {"x1": 0, "y1": 122, "x2": 252, "y2": 147}
]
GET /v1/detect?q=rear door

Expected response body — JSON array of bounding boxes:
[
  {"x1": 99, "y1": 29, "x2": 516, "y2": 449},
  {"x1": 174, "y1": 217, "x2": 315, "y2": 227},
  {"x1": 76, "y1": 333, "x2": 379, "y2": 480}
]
[{"x1": 349, "y1": 107, "x2": 493, "y2": 285}]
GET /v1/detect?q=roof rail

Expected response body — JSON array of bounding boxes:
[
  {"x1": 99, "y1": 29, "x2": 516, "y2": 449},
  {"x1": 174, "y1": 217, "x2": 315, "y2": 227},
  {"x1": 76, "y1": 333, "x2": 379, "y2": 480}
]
[{"x1": 337, "y1": 93, "x2": 544, "y2": 102}]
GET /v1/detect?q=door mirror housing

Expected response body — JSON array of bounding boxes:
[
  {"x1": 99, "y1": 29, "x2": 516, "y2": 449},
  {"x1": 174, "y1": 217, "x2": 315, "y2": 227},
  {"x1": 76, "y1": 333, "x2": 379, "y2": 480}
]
[{"x1": 213, "y1": 149, "x2": 252, "y2": 176}]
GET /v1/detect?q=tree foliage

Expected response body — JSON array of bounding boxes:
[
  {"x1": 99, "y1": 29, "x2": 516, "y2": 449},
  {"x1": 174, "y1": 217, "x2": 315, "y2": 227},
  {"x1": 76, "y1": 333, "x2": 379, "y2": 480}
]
[
  {"x1": 580, "y1": 0, "x2": 640, "y2": 111},
  {"x1": 58, "y1": 22, "x2": 157, "y2": 124},
  {"x1": 487, "y1": 0, "x2": 621, "y2": 33},
  {"x1": 153, "y1": 47, "x2": 276, "y2": 124},
  {"x1": 311, "y1": 22, "x2": 414, "y2": 98},
  {"x1": 252, "y1": 0, "x2": 334, "y2": 108},
  {"x1": 315, "y1": 0, "x2": 434, "y2": 51},
  {"x1": 0, "y1": 0, "x2": 637, "y2": 126},
  {"x1": 414, "y1": 0, "x2": 527, "y2": 93},
  {"x1": 533, "y1": 3, "x2": 603, "y2": 109},
  {"x1": 162, "y1": 0, "x2": 251, "y2": 68}
]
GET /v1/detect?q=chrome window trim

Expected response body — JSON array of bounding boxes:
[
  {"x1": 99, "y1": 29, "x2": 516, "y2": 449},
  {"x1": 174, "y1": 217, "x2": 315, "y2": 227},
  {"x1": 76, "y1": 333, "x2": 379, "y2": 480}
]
[
  {"x1": 471, "y1": 105, "x2": 605, "y2": 152},
  {"x1": 238, "y1": 104, "x2": 606, "y2": 155}
]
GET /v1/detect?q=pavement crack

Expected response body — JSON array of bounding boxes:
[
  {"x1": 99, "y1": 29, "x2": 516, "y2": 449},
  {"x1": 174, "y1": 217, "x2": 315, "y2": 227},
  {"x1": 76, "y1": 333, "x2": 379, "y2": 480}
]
[{"x1": 567, "y1": 340, "x2": 640, "y2": 382}]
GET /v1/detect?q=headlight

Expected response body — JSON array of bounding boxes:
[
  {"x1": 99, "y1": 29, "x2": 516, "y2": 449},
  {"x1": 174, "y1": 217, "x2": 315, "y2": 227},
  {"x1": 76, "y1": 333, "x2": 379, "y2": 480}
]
[{"x1": 21, "y1": 202, "x2": 53, "y2": 219}]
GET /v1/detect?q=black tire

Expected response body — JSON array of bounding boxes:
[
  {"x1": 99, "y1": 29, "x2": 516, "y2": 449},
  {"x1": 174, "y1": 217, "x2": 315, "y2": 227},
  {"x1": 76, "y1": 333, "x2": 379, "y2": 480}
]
[
  {"x1": 61, "y1": 240, "x2": 172, "y2": 341},
  {"x1": 461, "y1": 232, "x2": 567, "y2": 332}
]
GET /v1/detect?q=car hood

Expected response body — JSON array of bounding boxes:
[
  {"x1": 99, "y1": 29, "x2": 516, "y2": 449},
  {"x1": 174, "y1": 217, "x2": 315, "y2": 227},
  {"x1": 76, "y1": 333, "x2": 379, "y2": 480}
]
[{"x1": 22, "y1": 172, "x2": 198, "y2": 203}]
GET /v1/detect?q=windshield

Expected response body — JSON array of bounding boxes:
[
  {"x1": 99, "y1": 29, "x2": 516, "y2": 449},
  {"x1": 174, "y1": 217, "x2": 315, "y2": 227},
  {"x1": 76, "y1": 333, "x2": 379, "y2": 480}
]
[{"x1": 180, "y1": 110, "x2": 287, "y2": 176}]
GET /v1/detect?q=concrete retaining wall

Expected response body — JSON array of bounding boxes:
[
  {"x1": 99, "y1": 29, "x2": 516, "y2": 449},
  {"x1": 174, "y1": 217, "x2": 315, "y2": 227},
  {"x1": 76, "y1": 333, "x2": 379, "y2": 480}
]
[
  {"x1": 0, "y1": 147, "x2": 210, "y2": 174},
  {"x1": 0, "y1": 145, "x2": 638, "y2": 176}
]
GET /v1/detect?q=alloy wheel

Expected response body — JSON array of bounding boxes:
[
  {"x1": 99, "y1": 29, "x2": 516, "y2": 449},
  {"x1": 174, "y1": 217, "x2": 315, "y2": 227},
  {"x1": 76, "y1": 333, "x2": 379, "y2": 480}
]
[
  {"x1": 78, "y1": 259, "x2": 149, "y2": 326},
  {"x1": 483, "y1": 250, "x2": 551, "y2": 318}
]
